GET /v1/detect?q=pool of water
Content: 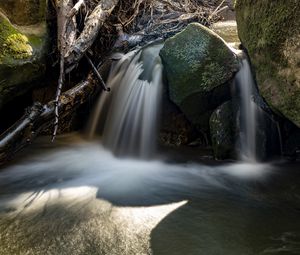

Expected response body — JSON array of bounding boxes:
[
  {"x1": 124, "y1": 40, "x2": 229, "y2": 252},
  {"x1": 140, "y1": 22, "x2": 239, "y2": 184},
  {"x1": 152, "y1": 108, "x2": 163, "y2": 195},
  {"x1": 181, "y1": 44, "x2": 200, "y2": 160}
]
[{"x1": 0, "y1": 134, "x2": 299, "y2": 255}]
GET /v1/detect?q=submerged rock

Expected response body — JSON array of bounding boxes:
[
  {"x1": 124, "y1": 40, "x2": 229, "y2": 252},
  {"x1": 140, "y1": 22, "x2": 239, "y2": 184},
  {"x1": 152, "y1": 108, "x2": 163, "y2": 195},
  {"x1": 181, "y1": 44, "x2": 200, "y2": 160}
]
[
  {"x1": 210, "y1": 101, "x2": 237, "y2": 159},
  {"x1": 160, "y1": 23, "x2": 239, "y2": 132},
  {"x1": 236, "y1": 0, "x2": 300, "y2": 127},
  {"x1": 0, "y1": 11, "x2": 48, "y2": 108}
]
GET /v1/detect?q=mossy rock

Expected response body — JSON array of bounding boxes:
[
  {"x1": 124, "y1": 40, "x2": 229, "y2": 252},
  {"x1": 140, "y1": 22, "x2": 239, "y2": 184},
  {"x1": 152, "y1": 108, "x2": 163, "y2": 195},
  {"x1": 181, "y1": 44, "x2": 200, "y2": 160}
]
[
  {"x1": 160, "y1": 23, "x2": 239, "y2": 131},
  {"x1": 210, "y1": 101, "x2": 237, "y2": 159},
  {"x1": 0, "y1": 0, "x2": 46, "y2": 26},
  {"x1": 0, "y1": 12, "x2": 47, "y2": 108},
  {"x1": 235, "y1": 0, "x2": 300, "y2": 127},
  {"x1": 0, "y1": 14, "x2": 33, "y2": 62}
]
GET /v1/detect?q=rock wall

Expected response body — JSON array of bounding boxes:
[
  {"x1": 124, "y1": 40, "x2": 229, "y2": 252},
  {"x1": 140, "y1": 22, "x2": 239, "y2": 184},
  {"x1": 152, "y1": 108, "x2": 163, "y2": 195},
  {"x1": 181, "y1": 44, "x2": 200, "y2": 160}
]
[
  {"x1": 235, "y1": 0, "x2": 300, "y2": 127},
  {"x1": 0, "y1": 0, "x2": 46, "y2": 25},
  {"x1": 0, "y1": 0, "x2": 48, "y2": 109}
]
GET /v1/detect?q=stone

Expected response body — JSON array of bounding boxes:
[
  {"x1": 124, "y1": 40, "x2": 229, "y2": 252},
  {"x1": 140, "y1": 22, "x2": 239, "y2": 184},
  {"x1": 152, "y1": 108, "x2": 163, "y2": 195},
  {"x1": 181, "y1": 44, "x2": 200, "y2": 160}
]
[
  {"x1": 160, "y1": 23, "x2": 239, "y2": 132},
  {"x1": 210, "y1": 101, "x2": 237, "y2": 159},
  {"x1": 235, "y1": 0, "x2": 300, "y2": 127},
  {"x1": 0, "y1": 10, "x2": 48, "y2": 108}
]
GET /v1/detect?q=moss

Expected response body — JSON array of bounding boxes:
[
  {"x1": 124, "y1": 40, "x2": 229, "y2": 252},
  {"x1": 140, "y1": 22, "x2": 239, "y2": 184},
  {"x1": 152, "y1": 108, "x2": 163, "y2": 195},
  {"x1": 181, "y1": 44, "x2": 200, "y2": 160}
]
[
  {"x1": 0, "y1": 14, "x2": 32, "y2": 63},
  {"x1": 159, "y1": 23, "x2": 238, "y2": 131},
  {"x1": 160, "y1": 23, "x2": 238, "y2": 106},
  {"x1": 236, "y1": 0, "x2": 300, "y2": 126},
  {"x1": 0, "y1": 12, "x2": 47, "y2": 109}
]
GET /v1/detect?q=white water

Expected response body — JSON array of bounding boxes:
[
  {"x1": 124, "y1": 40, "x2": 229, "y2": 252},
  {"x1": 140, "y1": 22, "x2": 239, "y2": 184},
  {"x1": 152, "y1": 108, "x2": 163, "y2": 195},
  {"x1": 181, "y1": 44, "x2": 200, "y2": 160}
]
[
  {"x1": 2, "y1": 44, "x2": 297, "y2": 255},
  {"x1": 88, "y1": 43, "x2": 163, "y2": 158},
  {"x1": 235, "y1": 58, "x2": 258, "y2": 162}
]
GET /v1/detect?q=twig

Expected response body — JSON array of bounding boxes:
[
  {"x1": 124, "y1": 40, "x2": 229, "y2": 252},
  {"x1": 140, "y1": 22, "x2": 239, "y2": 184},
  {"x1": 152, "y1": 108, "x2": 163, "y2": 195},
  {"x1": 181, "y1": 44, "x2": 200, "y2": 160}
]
[
  {"x1": 85, "y1": 54, "x2": 110, "y2": 91},
  {"x1": 52, "y1": 38, "x2": 65, "y2": 142},
  {"x1": 208, "y1": 0, "x2": 226, "y2": 21}
]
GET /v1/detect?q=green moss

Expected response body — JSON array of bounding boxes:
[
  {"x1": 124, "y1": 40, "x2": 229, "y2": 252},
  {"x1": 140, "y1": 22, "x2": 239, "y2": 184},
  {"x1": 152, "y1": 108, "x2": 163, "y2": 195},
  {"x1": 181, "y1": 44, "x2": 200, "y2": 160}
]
[
  {"x1": 236, "y1": 0, "x2": 300, "y2": 126},
  {"x1": 160, "y1": 23, "x2": 238, "y2": 132},
  {"x1": 0, "y1": 12, "x2": 47, "y2": 109},
  {"x1": 160, "y1": 23, "x2": 238, "y2": 106},
  {"x1": 0, "y1": 15, "x2": 32, "y2": 63},
  {"x1": 3, "y1": 34, "x2": 32, "y2": 59}
]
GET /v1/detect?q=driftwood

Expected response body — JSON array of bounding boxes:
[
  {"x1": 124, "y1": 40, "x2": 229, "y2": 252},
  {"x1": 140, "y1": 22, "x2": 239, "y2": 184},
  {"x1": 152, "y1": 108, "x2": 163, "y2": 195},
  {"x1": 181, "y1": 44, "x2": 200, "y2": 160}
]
[
  {"x1": 52, "y1": 0, "x2": 118, "y2": 139},
  {"x1": 64, "y1": 0, "x2": 119, "y2": 69},
  {"x1": 52, "y1": 0, "x2": 78, "y2": 140},
  {"x1": 0, "y1": 76, "x2": 98, "y2": 165}
]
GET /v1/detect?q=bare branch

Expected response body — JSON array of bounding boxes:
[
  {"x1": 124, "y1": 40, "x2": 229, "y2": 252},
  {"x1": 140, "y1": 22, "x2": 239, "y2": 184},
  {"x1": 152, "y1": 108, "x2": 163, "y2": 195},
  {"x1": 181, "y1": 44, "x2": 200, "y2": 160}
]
[{"x1": 64, "y1": 0, "x2": 119, "y2": 69}]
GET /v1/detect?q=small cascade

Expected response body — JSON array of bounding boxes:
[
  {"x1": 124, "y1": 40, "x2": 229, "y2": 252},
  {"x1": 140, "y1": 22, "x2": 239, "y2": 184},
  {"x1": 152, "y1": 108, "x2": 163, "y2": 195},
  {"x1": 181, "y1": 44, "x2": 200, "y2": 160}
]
[
  {"x1": 235, "y1": 57, "x2": 258, "y2": 162},
  {"x1": 88, "y1": 43, "x2": 164, "y2": 158}
]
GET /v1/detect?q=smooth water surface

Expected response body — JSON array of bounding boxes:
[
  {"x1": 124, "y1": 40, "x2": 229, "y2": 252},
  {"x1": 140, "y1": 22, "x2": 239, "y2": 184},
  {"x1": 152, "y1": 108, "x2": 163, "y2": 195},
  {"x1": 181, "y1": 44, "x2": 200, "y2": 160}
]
[{"x1": 0, "y1": 135, "x2": 300, "y2": 255}]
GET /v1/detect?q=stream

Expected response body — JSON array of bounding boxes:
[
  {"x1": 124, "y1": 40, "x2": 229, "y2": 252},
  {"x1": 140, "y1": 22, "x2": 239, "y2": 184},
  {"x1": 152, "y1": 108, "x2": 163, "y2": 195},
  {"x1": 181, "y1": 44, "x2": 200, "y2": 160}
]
[
  {"x1": 1, "y1": 33, "x2": 300, "y2": 255},
  {"x1": 0, "y1": 134, "x2": 300, "y2": 255}
]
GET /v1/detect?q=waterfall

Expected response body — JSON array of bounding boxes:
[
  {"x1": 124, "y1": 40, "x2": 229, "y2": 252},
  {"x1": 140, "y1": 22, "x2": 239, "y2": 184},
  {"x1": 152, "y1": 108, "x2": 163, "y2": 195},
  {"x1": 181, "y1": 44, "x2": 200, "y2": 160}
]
[
  {"x1": 235, "y1": 57, "x2": 258, "y2": 162},
  {"x1": 88, "y1": 43, "x2": 164, "y2": 158}
]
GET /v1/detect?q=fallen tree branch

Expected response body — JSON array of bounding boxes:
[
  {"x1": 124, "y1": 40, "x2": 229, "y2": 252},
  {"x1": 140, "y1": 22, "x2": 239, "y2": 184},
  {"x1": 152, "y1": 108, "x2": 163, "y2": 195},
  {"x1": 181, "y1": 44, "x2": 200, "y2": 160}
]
[
  {"x1": 85, "y1": 54, "x2": 110, "y2": 91},
  {"x1": 0, "y1": 75, "x2": 98, "y2": 165},
  {"x1": 64, "y1": 0, "x2": 119, "y2": 70},
  {"x1": 53, "y1": 0, "x2": 77, "y2": 141}
]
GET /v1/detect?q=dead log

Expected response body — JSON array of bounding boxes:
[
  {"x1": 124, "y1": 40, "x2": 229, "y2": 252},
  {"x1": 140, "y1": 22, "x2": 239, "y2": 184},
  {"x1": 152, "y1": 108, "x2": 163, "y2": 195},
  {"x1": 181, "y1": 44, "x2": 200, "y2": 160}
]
[
  {"x1": 0, "y1": 75, "x2": 98, "y2": 165},
  {"x1": 55, "y1": 0, "x2": 77, "y2": 50},
  {"x1": 64, "y1": 0, "x2": 119, "y2": 70},
  {"x1": 53, "y1": 0, "x2": 78, "y2": 140}
]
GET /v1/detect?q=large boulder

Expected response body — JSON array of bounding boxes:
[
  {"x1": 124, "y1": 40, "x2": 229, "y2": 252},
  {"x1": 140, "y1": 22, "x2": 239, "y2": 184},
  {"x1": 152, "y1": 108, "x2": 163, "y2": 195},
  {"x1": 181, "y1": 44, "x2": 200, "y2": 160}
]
[
  {"x1": 160, "y1": 23, "x2": 239, "y2": 132},
  {"x1": 0, "y1": 4, "x2": 48, "y2": 108},
  {"x1": 235, "y1": 0, "x2": 300, "y2": 127}
]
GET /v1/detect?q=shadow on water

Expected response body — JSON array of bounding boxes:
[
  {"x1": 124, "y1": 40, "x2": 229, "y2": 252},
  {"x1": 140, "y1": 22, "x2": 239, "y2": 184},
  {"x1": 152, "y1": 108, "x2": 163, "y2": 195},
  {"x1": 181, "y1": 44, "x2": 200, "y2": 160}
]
[{"x1": 0, "y1": 134, "x2": 300, "y2": 254}]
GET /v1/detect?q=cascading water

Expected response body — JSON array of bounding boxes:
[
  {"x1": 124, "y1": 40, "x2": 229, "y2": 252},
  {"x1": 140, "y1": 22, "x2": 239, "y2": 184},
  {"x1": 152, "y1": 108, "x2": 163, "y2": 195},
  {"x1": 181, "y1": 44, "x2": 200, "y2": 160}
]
[
  {"x1": 235, "y1": 57, "x2": 258, "y2": 162},
  {"x1": 88, "y1": 43, "x2": 164, "y2": 158},
  {"x1": 1, "y1": 40, "x2": 299, "y2": 255}
]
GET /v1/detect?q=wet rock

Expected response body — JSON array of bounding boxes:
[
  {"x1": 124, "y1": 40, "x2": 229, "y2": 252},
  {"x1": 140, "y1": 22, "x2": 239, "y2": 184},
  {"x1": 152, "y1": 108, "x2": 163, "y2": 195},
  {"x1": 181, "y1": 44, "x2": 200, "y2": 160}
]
[
  {"x1": 210, "y1": 101, "x2": 237, "y2": 159},
  {"x1": 236, "y1": 0, "x2": 300, "y2": 127},
  {"x1": 210, "y1": 98, "x2": 282, "y2": 160},
  {"x1": 159, "y1": 94, "x2": 196, "y2": 147},
  {"x1": 160, "y1": 23, "x2": 239, "y2": 133}
]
